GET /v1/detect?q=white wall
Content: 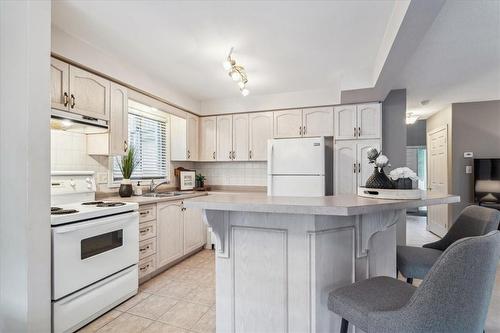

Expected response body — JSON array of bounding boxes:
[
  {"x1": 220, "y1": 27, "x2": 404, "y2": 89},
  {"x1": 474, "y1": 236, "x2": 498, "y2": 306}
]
[
  {"x1": 200, "y1": 85, "x2": 341, "y2": 115},
  {"x1": 0, "y1": 1, "x2": 51, "y2": 331},
  {"x1": 51, "y1": 26, "x2": 201, "y2": 114}
]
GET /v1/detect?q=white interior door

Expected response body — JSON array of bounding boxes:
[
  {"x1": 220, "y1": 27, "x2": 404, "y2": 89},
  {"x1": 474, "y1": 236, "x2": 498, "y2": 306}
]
[
  {"x1": 334, "y1": 140, "x2": 357, "y2": 194},
  {"x1": 232, "y1": 114, "x2": 249, "y2": 161},
  {"x1": 273, "y1": 110, "x2": 302, "y2": 138},
  {"x1": 199, "y1": 116, "x2": 217, "y2": 161},
  {"x1": 356, "y1": 103, "x2": 381, "y2": 139},
  {"x1": 216, "y1": 115, "x2": 233, "y2": 161},
  {"x1": 249, "y1": 112, "x2": 273, "y2": 161},
  {"x1": 357, "y1": 140, "x2": 381, "y2": 187},
  {"x1": 427, "y1": 126, "x2": 448, "y2": 237},
  {"x1": 334, "y1": 105, "x2": 357, "y2": 140},
  {"x1": 302, "y1": 107, "x2": 334, "y2": 137}
]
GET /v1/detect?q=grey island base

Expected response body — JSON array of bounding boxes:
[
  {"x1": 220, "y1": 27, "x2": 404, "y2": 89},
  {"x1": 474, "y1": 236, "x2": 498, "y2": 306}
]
[{"x1": 184, "y1": 193, "x2": 459, "y2": 333}]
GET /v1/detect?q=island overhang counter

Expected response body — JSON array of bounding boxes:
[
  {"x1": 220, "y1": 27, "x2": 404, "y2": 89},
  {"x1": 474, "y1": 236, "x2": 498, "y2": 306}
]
[{"x1": 184, "y1": 193, "x2": 459, "y2": 333}]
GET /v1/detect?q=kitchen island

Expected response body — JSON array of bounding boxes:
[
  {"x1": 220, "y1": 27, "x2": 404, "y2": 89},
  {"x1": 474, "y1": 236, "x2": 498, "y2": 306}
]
[{"x1": 184, "y1": 192, "x2": 459, "y2": 333}]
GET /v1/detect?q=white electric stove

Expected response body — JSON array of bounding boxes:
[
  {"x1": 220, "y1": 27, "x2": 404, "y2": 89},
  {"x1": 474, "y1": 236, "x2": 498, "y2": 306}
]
[{"x1": 50, "y1": 171, "x2": 139, "y2": 333}]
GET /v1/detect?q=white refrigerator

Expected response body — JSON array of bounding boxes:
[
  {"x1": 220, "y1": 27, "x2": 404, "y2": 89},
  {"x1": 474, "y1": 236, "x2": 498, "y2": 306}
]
[{"x1": 267, "y1": 137, "x2": 333, "y2": 196}]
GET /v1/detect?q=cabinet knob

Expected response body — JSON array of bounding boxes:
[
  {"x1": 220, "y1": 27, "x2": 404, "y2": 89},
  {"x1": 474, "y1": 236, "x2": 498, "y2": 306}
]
[
  {"x1": 232, "y1": 151, "x2": 235, "y2": 160},
  {"x1": 303, "y1": 126, "x2": 306, "y2": 135},
  {"x1": 187, "y1": 150, "x2": 191, "y2": 159},
  {"x1": 354, "y1": 127, "x2": 357, "y2": 137},
  {"x1": 299, "y1": 126, "x2": 302, "y2": 136},
  {"x1": 229, "y1": 151, "x2": 232, "y2": 159},
  {"x1": 213, "y1": 152, "x2": 216, "y2": 160},
  {"x1": 124, "y1": 140, "x2": 128, "y2": 152},
  {"x1": 353, "y1": 163, "x2": 357, "y2": 174},
  {"x1": 249, "y1": 150, "x2": 252, "y2": 160},
  {"x1": 358, "y1": 163, "x2": 361, "y2": 173},
  {"x1": 358, "y1": 127, "x2": 361, "y2": 137}
]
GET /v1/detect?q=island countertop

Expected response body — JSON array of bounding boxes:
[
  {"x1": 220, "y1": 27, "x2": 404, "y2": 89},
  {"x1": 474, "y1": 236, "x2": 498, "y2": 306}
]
[{"x1": 183, "y1": 192, "x2": 460, "y2": 216}]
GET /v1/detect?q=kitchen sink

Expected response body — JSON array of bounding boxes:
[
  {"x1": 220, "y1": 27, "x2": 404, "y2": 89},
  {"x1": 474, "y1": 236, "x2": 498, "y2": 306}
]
[{"x1": 142, "y1": 191, "x2": 192, "y2": 198}]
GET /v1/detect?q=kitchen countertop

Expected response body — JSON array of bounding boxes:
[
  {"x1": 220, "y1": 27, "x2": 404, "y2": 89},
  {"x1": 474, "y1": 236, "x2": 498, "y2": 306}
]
[
  {"x1": 184, "y1": 192, "x2": 460, "y2": 216},
  {"x1": 104, "y1": 191, "x2": 209, "y2": 205}
]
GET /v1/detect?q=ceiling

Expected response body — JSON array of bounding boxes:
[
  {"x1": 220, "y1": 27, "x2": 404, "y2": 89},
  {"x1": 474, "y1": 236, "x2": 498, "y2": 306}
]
[{"x1": 52, "y1": 0, "x2": 399, "y2": 102}]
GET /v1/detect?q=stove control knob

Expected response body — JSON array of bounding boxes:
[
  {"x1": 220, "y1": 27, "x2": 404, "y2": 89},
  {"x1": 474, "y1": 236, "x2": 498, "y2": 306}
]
[
  {"x1": 86, "y1": 177, "x2": 91, "y2": 183},
  {"x1": 70, "y1": 180, "x2": 76, "y2": 187},
  {"x1": 87, "y1": 184, "x2": 92, "y2": 189}
]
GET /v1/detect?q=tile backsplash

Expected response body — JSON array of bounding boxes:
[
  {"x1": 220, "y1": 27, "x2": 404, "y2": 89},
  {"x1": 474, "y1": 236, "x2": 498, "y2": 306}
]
[
  {"x1": 51, "y1": 129, "x2": 267, "y2": 191},
  {"x1": 194, "y1": 162, "x2": 267, "y2": 186}
]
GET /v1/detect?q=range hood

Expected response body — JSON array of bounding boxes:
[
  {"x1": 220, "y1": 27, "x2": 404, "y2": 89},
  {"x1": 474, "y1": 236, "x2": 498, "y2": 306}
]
[{"x1": 50, "y1": 109, "x2": 108, "y2": 134}]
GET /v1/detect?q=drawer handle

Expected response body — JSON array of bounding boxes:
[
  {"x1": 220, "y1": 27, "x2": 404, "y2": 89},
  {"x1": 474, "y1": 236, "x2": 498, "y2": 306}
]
[
  {"x1": 140, "y1": 227, "x2": 150, "y2": 235},
  {"x1": 140, "y1": 211, "x2": 149, "y2": 216},
  {"x1": 139, "y1": 245, "x2": 150, "y2": 252},
  {"x1": 70, "y1": 94, "x2": 76, "y2": 108},
  {"x1": 63, "y1": 92, "x2": 69, "y2": 106},
  {"x1": 139, "y1": 264, "x2": 150, "y2": 271}
]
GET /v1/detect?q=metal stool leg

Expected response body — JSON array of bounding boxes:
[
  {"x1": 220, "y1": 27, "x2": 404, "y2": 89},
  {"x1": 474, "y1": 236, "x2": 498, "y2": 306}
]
[{"x1": 340, "y1": 318, "x2": 349, "y2": 333}]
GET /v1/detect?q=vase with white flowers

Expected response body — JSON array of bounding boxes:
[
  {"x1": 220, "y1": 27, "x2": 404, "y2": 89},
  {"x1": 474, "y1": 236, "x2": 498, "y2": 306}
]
[
  {"x1": 117, "y1": 147, "x2": 139, "y2": 197},
  {"x1": 389, "y1": 167, "x2": 419, "y2": 189},
  {"x1": 365, "y1": 147, "x2": 394, "y2": 189}
]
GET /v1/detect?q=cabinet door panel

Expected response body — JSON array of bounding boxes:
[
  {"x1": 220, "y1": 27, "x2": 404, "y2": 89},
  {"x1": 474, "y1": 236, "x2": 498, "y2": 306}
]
[
  {"x1": 216, "y1": 115, "x2": 233, "y2": 161},
  {"x1": 157, "y1": 202, "x2": 184, "y2": 268},
  {"x1": 357, "y1": 103, "x2": 381, "y2": 139},
  {"x1": 232, "y1": 114, "x2": 249, "y2": 161},
  {"x1": 302, "y1": 107, "x2": 333, "y2": 137},
  {"x1": 357, "y1": 140, "x2": 381, "y2": 187},
  {"x1": 334, "y1": 141, "x2": 357, "y2": 194},
  {"x1": 183, "y1": 206, "x2": 205, "y2": 254},
  {"x1": 69, "y1": 66, "x2": 110, "y2": 120},
  {"x1": 51, "y1": 58, "x2": 69, "y2": 111},
  {"x1": 170, "y1": 115, "x2": 187, "y2": 161},
  {"x1": 249, "y1": 112, "x2": 273, "y2": 161},
  {"x1": 187, "y1": 115, "x2": 199, "y2": 160},
  {"x1": 334, "y1": 105, "x2": 357, "y2": 140},
  {"x1": 199, "y1": 116, "x2": 217, "y2": 161},
  {"x1": 273, "y1": 110, "x2": 302, "y2": 138},
  {"x1": 109, "y1": 83, "x2": 128, "y2": 156}
]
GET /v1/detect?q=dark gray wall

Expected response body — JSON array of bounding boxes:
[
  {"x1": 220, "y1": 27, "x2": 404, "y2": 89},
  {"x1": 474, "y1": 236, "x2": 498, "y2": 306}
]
[
  {"x1": 451, "y1": 100, "x2": 500, "y2": 220},
  {"x1": 382, "y1": 89, "x2": 407, "y2": 171},
  {"x1": 407, "y1": 120, "x2": 426, "y2": 146}
]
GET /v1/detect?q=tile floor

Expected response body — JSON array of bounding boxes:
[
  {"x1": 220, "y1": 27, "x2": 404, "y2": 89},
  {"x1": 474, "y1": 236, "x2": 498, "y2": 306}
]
[{"x1": 80, "y1": 216, "x2": 500, "y2": 333}]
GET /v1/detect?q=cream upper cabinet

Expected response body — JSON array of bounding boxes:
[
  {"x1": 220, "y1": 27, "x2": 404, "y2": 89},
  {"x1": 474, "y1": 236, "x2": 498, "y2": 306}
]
[
  {"x1": 183, "y1": 205, "x2": 205, "y2": 254},
  {"x1": 199, "y1": 116, "x2": 217, "y2": 161},
  {"x1": 357, "y1": 140, "x2": 381, "y2": 186},
  {"x1": 157, "y1": 201, "x2": 184, "y2": 268},
  {"x1": 69, "y1": 66, "x2": 110, "y2": 121},
  {"x1": 108, "y1": 83, "x2": 128, "y2": 156},
  {"x1": 273, "y1": 110, "x2": 302, "y2": 138},
  {"x1": 334, "y1": 105, "x2": 357, "y2": 140},
  {"x1": 232, "y1": 114, "x2": 249, "y2": 161},
  {"x1": 216, "y1": 115, "x2": 233, "y2": 161},
  {"x1": 186, "y1": 114, "x2": 199, "y2": 161},
  {"x1": 51, "y1": 58, "x2": 70, "y2": 111},
  {"x1": 170, "y1": 115, "x2": 187, "y2": 161},
  {"x1": 356, "y1": 103, "x2": 381, "y2": 139},
  {"x1": 302, "y1": 107, "x2": 334, "y2": 137},
  {"x1": 249, "y1": 112, "x2": 273, "y2": 161},
  {"x1": 334, "y1": 141, "x2": 357, "y2": 195}
]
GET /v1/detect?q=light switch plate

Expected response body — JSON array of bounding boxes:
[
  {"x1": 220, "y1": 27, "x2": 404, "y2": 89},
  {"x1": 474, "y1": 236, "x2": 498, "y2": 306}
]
[
  {"x1": 97, "y1": 172, "x2": 108, "y2": 184},
  {"x1": 465, "y1": 166, "x2": 473, "y2": 174},
  {"x1": 464, "y1": 152, "x2": 474, "y2": 158}
]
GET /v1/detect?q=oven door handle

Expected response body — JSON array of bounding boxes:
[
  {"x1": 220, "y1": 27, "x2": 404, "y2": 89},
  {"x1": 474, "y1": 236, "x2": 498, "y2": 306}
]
[{"x1": 53, "y1": 212, "x2": 138, "y2": 234}]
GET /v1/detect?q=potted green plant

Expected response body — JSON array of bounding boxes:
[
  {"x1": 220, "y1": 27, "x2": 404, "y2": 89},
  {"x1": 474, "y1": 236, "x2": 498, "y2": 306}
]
[
  {"x1": 117, "y1": 147, "x2": 138, "y2": 197},
  {"x1": 195, "y1": 173, "x2": 206, "y2": 189}
]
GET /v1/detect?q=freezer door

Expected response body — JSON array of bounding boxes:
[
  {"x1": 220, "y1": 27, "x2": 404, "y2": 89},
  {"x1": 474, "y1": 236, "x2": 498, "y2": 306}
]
[
  {"x1": 268, "y1": 175, "x2": 325, "y2": 196},
  {"x1": 268, "y1": 137, "x2": 325, "y2": 175}
]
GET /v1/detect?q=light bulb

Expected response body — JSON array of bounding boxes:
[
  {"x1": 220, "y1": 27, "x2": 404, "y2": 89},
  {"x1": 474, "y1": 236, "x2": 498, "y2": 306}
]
[
  {"x1": 238, "y1": 81, "x2": 245, "y2": 89},
  {"x1": 222, "y1": 60, "x2": 232, "y2": 71},
  {"x1": 241, "y1": 88, "x2": 249, "y2": 96},
  {"x1": 230, "y1": 71, "x2": 241, "y2": 82}
]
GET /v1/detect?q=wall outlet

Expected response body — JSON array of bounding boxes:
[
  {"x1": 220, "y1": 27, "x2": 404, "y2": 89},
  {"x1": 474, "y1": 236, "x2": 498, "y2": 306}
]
[
  {"x1": 464, "y1": 152, "x2": 474, "y2": 158},
  {"x1": 465, "y1": 166, "x2": 473, "y2": 174},
  {"x1": 97, "y1": 172, "x2": 108, "y2": 184}
]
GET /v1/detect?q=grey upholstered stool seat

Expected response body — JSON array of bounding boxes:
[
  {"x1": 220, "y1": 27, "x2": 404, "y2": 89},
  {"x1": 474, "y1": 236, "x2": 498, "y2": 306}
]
[
  {"x1": 328, "y1": 276, "x2": 416, "y2": 332},
  {"x1": 328, "y1": 231, "x2": 500, "y2": 333},
  {"x1": 398, "y1": 205, "x2": 500, "y2": 282}
]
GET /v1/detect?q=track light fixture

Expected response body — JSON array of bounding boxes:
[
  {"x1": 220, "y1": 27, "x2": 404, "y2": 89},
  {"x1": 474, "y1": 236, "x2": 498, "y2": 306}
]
[{"x1": 222, "y1": 47, "x2": 249, "y2": 96}]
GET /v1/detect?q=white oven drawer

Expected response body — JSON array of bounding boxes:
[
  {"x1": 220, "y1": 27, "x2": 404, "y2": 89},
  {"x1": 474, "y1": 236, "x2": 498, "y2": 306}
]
[
  {"x1": 53, "y1": 265, "x2": 138, "y2": 333},
  {"x1": 52, "y1": 211, "x2": 139, "y2": 300}
]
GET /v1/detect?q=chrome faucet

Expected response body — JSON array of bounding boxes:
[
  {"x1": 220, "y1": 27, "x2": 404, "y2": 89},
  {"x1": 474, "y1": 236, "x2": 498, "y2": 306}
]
[{"x1": 149, "y1": 179, "x2": 170, "y2": 193}]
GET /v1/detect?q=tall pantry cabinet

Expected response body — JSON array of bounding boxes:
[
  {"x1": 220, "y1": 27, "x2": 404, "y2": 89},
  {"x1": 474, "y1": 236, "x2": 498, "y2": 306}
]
[{"x1": 333, "y1": 103, "x2": 382, "y2": 194}]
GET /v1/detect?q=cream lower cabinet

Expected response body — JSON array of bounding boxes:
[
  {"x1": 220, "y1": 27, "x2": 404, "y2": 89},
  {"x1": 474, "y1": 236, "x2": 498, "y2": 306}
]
[
  {"x1": 156, "y1": 200, "x2": 206, "y2": 269},
  {"x1": 249, "y1": 112, "x2": 273, "y2": 161},
  {"x1": 200, "y1": 116, "x2": 217, "y2": 161},
  {"x1": 334, "y1": 139, "x2": 381, "y2": 194}
]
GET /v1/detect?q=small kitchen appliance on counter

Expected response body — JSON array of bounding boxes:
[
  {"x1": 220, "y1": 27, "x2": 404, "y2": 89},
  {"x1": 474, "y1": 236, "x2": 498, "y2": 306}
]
[
  {"x1": 51, "y1": 171, "x2": 139, "y2": 333},
  {"x1": 267, "y1": 137, "x2": 333, "y2": 196}
]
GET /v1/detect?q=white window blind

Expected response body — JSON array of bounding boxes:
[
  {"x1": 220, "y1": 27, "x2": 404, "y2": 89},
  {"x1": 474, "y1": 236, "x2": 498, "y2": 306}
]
[{"x1": 114, "y1": 111, "x2": 168, "y2": 181}]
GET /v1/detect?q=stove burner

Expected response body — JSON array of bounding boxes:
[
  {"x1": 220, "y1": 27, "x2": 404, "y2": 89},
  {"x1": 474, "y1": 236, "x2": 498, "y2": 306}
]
[
  {"x1": 51, "y1": 207, "x2": 62, "y2": 212},
  {"x1": 96, "y1": 202, "x2": 126, "y2": 207},
  {"x1": 81, "y1": 201, "x2": 104, "y2": 205},
  {"x1": 51, "y1": 209, "x2": 79, "y2": 215}
]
